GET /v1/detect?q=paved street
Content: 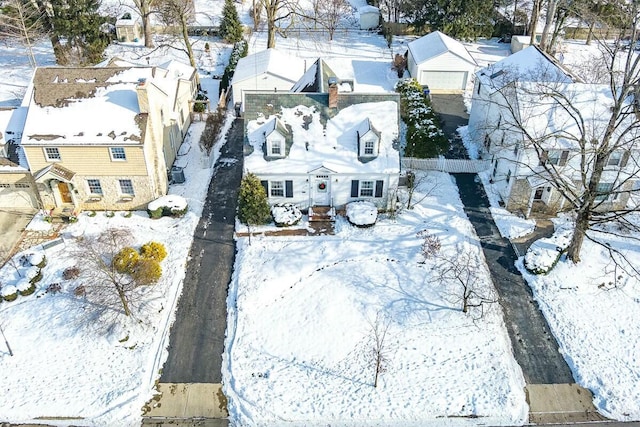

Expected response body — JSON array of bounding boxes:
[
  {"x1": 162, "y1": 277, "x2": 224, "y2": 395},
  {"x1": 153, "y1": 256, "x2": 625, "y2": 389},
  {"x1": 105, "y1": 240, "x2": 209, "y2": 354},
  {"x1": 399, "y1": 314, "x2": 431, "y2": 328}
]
[{"x1": 160, "y1": 118, "x2": 243, "y2": 383}]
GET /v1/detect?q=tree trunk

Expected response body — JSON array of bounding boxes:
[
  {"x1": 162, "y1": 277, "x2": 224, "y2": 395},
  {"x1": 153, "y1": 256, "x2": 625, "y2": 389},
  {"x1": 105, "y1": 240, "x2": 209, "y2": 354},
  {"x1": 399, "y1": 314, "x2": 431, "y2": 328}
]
[
  {"x1": 180, "y1": 15, "x2": 199, "y2": 85},
  {"x1": 539, "y1": 0, "x2": 557, "y2": 52},
  {"x1": 116, "y1": 286, "x2": 132, "y2": 316},
  {"x1": 566, "y1": 208, "x2": 589, "y2": 263},
  {"x1": 374, "y1": 354, "x2": 380, "y2": 387},
  {"x1": 529, "y1": 0, "x2": 541, "y2": 46},
  {"x1": 586, "y1": 20, "x2": 596, "y2": 45},
  {"x1": 141, "y1": 2, "x2": 154, "y2": 48}
]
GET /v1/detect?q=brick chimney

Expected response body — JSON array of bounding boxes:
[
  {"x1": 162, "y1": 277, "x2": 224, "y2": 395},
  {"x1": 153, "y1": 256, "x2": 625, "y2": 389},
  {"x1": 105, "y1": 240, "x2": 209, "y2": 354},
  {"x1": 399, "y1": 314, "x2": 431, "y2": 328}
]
[{"x1": 328, "y1": 77, "x2": 338, "y2": 109}]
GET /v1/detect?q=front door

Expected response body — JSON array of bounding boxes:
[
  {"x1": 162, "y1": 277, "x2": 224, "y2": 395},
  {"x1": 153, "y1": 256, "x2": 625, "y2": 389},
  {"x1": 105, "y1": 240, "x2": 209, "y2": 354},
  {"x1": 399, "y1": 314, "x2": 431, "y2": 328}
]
[
  {"x1": 312, "y1": 176, "x2": 330, "y2": 206},
  {"x1": 533, "y1": 187, "x2": 544, "y2": 201},
  {"x1": 58, "y1": 182, "x2": 73, "y2": 204}
]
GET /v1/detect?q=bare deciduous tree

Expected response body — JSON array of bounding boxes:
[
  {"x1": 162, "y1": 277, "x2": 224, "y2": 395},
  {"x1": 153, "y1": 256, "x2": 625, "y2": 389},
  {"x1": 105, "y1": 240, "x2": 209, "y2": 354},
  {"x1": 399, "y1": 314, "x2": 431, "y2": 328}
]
[
  {"x1": 315, "y1": 0, "x2": 350, "y2": 41},
  {"x1": 75, "y1": 228, "x2": 142, "y2": 318},
  {"x1": 258, "y1": 0, "x2": 301, "y2": 48},
  {"x1": 156, "y1": 0, "x2": 197, "y2": 71},
  {"x1": 475, "y1": 4, "x2": 640, "y2": 269},
  {"x1": 434, "y1": 250, "x2": 497, "y2": 318},
  {"x1": 368, "y1": 312, "x2": 390, "y2": 388},
  {"x1": 0, "y1": 0, "x2": 45, "y2": 69}
]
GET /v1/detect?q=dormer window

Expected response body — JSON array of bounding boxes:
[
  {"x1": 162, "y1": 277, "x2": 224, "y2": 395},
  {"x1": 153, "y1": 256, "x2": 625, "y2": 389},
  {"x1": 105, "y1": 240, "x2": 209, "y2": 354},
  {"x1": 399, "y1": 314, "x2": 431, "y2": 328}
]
[
  {"x1": 357, "y1": 118, "x2": 380, "y2": 159},
  {"x1": 364, "y1": 141, "x2": 374, "y2": 155},
  {"x1": 271, "y1": 140, "x2": 282, "y2": 156}
]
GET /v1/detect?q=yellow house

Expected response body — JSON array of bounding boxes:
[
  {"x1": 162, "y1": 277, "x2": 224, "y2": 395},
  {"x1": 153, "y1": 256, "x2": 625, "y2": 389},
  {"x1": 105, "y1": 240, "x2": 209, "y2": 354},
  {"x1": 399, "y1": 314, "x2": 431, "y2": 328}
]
[{"x1": 20, "y1": 61, "x2": 197, "y2": 213}]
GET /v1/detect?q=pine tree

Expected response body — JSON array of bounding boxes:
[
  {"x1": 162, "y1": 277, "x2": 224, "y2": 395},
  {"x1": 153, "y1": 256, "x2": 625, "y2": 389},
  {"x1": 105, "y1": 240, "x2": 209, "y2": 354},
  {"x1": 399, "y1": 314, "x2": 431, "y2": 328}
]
[
  {"x1": 51, "y1": 0, "x2": 110, "y2": 65},
  {"x1": 219, "y1": 0, "x2": 243, "y2": 43},
  {"x1": 238, "y1": 173, "x2": 271, "y2": 226}
]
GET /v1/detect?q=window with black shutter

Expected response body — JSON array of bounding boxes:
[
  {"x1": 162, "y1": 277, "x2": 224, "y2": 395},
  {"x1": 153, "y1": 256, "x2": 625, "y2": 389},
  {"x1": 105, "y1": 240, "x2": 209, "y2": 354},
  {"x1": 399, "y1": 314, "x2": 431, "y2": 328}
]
[
  {"x1": 260, "y1": 180, "x2": 268, "y2": 196},
  {"x1": 375, "y1": 180, "x2": 384, "y2": 198},
  {"x1": 351, "y1": 180, "x2": 359, "y2": 197}
]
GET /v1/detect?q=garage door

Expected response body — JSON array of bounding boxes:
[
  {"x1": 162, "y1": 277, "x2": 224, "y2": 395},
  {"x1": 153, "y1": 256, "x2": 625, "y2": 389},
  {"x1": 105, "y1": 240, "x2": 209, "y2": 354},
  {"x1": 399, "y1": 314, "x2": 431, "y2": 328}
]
[
  {"x1": 0, "y1": 184, "x2": 39, "y2": 210},
  {"x1": 421, "y1": 71, "x2": 468, "y2": 91}
]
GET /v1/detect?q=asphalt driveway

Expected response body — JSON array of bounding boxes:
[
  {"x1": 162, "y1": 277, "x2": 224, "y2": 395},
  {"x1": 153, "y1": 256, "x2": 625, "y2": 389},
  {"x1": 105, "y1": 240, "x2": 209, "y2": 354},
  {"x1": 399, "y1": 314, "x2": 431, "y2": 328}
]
[{"x1": 160, "y1": 118, "x2": 244, "y2": 384}]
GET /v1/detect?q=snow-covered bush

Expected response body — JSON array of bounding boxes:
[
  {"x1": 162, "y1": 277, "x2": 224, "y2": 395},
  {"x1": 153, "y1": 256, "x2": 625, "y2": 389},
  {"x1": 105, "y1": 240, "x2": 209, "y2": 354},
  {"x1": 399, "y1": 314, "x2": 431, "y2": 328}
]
[
  {"x1": 271, "y1": 203, "x2": 302, "y2": 227},
  {"x1": 2, "y1": 285, "x2": 18, "y2": 302},
  {"x1": 18, "y1": 279, "x2": 36, "y2": 296},
  {"x1": 524, "y1": 228, "x2": 573, "y2": 274},
  {"x1": 27, "y1": 267, "x2": 43, "y2": 285},
  {"x1": 346, "y1": 201, "x2": 378, "y2": 227},
  {"x1": 140, "y1": 242, "x2": 167, "y2": 262},
  {"x1": 28, "y1": 252, "x2": 46, "y2": 268},
  {"x1": 147, "y1": 195, "x2": 188, "y2": 219}
]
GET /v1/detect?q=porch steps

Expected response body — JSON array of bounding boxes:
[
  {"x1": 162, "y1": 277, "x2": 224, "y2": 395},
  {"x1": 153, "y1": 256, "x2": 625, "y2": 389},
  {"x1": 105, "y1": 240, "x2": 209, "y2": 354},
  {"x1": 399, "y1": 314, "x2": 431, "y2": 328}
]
[{"x1": 308, "y1": 206, "x2": 336, "y2": 222}]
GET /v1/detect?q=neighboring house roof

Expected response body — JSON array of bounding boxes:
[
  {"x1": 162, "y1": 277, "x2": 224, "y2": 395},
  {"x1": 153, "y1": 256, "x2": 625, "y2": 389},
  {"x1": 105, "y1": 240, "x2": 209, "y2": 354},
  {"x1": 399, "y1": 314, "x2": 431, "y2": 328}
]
[
  {"x1": 358, "y1": 5, "x2": 380, "y2": 14},
  {"x1": 476, "y1": 45, "x2": 577, "y2": 88},
  {"x1": 21, "y1": 61, "x2": 195, "y2": 146},
  {"x1": 246, "y1": 101, "x2": 399, "y2": 174},
  {"x1": 231, "y1": 49, "x2": 306, "y2": 86},
  {"x1": 408, "y1": 31, "x2": 477, "y2": 66},
  {"x1": 512, "y1": 82, "x2": 637, "y2": 150},
  {"x1": 291, "y1": 59, "x2": 339, "y2": 93},
  {"x1": 115, "y1": 17, "x2": 140, "y2": 27}
]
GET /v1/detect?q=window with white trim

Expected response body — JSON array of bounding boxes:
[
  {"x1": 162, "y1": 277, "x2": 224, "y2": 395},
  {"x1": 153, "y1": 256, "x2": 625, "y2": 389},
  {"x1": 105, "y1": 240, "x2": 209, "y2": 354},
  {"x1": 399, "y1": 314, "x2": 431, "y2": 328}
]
[
  {"x1": 87, "y1": 179, "x2": 103, "y2": 195},
  {"x1": 119, "y1": 179, "x2": 134, "y2": 195},
  {"x1": 110, "y1": 147, "x2": 126, "y2": 161},
  {"x1": 607, "y1": 150, "x2": 623, "y2": 167},
  {"x1": 360, "y1": 180, "x2": 374, "y2": 197},
  {"x1": 44, "y1": 147, "x2": 61, "y2": 161},
  {"x1": 270, "y1": 181, "x2": 284, "y2": 197},
  {"x1": 364, "y1": 141, "x2": 374, "y2": 155},
  {"x1": 271, "y1": 141, "x2": 282, "y2": 155},
  {"x1": 595, "y1": 182, "x2": 617, "y2": 201}
]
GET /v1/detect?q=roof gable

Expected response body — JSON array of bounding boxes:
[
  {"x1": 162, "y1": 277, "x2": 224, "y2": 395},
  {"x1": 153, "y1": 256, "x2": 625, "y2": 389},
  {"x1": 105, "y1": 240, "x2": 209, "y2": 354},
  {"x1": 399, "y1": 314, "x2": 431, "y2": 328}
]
[
  {"x1": 408, "y1": 31, "x2": 477, "y2": 66},
  {"x1": 291, "y1": 59, "x2": 339, "y2": 93},
  {"x1": 476, "y1": 46, "x2": 577, "y2": 89}
]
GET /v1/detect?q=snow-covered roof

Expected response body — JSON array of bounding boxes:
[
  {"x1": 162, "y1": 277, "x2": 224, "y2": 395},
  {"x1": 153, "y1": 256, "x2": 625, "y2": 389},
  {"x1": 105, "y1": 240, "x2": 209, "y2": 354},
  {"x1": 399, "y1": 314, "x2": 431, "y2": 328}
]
[
  {"x1": 231, "y1": 49, "x2": 307, "y2": 86},
  {"x1": 246, "y1": 101, "x2": 399, "y2": 175},
  {"x1": 291, "y1": 59, "x2": 339, "y2": 93},
  {"x1": 358, "y1": 5, "x2": 380, "y2": 14},
  {"x1": 476, "y1": 45, "x2": 576, "y2": 89},
  {"x1": 408, "y1": 31, "x2": 477, "y2": 66},
  {"x1": 514, "y1": 83, "x2": 637, "y2": 150},
  {"x1": 21, "y1": 61, "x2": 194, "y2": 146},
  {"x1": 115, "y1": 17, "x2": 139, "y2": 27}
]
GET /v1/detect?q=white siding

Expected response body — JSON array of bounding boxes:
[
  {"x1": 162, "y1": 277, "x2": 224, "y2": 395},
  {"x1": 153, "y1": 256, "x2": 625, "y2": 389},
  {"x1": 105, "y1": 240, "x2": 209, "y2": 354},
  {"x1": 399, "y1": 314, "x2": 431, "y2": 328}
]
[
  {"x1": 411, "y1": 52, "x2": 476, "y2": 92},
  {"x1": 232, "y1": 74, "x2": 297, "y2": 108}
]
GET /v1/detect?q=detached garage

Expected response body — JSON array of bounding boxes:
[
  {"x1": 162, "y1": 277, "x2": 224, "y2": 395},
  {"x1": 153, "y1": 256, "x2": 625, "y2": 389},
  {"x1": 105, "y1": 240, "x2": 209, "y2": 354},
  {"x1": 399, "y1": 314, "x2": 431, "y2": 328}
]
[{"x1": 407, "y1": 31, "x2": 477, "y2": 93}]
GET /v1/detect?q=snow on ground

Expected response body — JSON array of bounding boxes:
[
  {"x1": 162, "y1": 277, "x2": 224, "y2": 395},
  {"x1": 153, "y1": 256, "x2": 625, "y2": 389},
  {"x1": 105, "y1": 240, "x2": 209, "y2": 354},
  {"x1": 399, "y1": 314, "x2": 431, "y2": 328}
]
[
  {"x1": 224, "y1": 171, "x2": 528, "y2": 426},
  {"x1": 518, "y1": 217, "x2": 640, "y2": 420},
  {"x1": 0, "y1": 115, "x2": 231, "y2": 425}
]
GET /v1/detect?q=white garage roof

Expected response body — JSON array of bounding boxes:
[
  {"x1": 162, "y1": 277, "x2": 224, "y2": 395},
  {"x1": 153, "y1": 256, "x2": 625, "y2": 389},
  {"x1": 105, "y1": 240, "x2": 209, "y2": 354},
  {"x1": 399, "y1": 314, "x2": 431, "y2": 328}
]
[
  {"x1": 408, "y1": 31, "x2": 477, "y2": 66},
  {"x1": 231, "y1": 49, "x2": 306, "y2": 85}
]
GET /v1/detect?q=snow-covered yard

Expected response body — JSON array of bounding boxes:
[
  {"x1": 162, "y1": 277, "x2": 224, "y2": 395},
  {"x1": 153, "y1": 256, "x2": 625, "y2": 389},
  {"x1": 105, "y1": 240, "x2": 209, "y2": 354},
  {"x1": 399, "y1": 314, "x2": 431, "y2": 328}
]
[
  {"x1": 224, "y1": 172, "x2": 528, "y2": 426},
  {"x1": 518, "y1": 218, "x2": 640, "y2": 421},
  {"x1": 0, "y1": 117, "x2": 232, "y2": 425}
]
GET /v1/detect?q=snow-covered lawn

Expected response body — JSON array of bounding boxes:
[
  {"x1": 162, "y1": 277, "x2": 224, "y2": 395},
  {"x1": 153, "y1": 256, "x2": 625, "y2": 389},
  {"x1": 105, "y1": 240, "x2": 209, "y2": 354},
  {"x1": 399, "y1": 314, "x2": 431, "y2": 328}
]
[
  {"x1": 518, "y1": 217, "x2": 640, "y2": 421},
  {"x1": 224, "y1": 172, "x2": 528, "y2": 426},
  {"x1": 0, "y1": 118, "x2": 231, "y2": 425}
]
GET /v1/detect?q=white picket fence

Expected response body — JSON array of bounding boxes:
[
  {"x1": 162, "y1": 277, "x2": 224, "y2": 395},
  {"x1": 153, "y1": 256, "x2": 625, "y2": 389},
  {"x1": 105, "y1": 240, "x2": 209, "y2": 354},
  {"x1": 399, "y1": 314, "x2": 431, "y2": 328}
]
[{"x1": 401, "y1": 157, "x2": 491, "y2": 173}]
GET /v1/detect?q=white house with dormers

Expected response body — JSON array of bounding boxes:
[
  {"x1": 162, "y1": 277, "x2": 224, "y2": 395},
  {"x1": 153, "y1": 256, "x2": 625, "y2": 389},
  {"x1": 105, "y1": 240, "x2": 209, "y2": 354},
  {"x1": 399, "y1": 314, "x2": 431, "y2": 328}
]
[
  {"x1": 468, "y1": 46, "x2": 640, "y2": 217},
  {"x1": 244, "y1": 96, "x2": 400, "y2": 213}
]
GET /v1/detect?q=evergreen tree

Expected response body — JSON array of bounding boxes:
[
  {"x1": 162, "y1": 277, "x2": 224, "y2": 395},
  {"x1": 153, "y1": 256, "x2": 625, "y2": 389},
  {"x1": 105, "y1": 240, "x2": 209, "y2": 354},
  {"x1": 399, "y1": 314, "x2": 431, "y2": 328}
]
[
  {"x1": 400, "y1": 0, "x2": 494, "y2": 40},
  {"x1": 238, "y1": 173, "x2": 271, "y2": 226},
  {"x1": 51, "y1": 0, "x2": 110, "y2": 65},
  {"x1": 219, "y1": 0, "x2": 243, "y2": 43},
  {"x1": 395, "y1": 79, "x2": 448, "y2": 158}
]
